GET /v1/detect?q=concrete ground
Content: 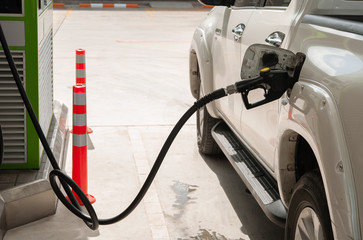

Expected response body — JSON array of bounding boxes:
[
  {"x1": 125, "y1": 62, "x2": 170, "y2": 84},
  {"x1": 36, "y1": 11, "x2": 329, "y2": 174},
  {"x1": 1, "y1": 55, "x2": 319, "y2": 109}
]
[{"x1": 5, "y1": 7, "x2": 284, "y2": 240}]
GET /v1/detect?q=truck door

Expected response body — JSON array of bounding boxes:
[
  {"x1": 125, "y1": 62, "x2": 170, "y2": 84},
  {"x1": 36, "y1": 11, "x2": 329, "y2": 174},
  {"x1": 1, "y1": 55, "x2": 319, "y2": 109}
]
[
  {"x1": 213, "y1": 1, "x2": 259, "y2": 135},
  {"x1": 239, "y1": 0, "x2": 305, "y2": 171}
]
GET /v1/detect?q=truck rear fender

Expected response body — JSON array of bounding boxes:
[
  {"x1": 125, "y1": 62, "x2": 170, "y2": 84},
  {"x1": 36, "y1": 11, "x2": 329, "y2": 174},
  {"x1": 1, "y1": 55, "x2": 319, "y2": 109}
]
[{"x1": 276, "y1": 81, "x2": 355, "y2": 239}]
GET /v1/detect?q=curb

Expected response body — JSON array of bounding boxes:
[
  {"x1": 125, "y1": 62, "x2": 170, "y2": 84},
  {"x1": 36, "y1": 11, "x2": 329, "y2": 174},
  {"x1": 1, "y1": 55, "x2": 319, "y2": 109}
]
[
  {"x1": 53, "y1": 3, "x2": 65, "y2": 7},
  {"x1": 79, "y1": 3, "x2": 139, "y2": 8},
  {"x1": 53, "y1": 3, "x2": 213, "y2": 9},
  {"x1": 53, "y1": 3, "x2": 139, "y2": 8}
]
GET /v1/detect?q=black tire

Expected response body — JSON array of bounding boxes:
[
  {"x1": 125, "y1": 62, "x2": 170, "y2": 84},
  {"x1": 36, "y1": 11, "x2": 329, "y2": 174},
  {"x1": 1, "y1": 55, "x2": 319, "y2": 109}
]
[
  {"x1": 285, "y1": 170, "x2": 334, "y2": 240},
  {"x1": 196, "y1": 84, "x2": 221, "y2": 155}
]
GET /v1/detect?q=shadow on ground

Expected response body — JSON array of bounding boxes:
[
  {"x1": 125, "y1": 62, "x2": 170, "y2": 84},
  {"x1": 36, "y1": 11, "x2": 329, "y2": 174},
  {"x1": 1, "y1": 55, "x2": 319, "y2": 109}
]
[{"x1": 200, "y1": 153, "x2": 285, "y2": 240}]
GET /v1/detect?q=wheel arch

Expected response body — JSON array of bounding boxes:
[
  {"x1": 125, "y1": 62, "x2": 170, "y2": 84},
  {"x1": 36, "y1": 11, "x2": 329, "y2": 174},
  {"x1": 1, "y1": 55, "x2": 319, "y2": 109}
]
[
  {"x1": 276, "y1": 81, "x2": 357, "y2": 239},
  {"x1": 277, "y1": 127, "x2": 342, "y2": 238},
  {"x1": 189, "y1": 28, "x2": 219, "y2": 118},
  {"x1": 277, "y1": 130, "x2": 319, "y2": 207}
]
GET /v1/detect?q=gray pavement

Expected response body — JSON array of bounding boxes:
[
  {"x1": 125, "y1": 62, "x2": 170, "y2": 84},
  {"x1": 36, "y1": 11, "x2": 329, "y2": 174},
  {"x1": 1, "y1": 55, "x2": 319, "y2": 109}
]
[{"x1": 5, "y1": 8, "x2": 284, "y2": 240}]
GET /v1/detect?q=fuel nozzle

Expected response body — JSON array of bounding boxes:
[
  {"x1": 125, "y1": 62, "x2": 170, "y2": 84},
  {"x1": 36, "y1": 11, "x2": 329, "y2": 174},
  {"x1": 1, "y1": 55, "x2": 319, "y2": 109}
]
[
  {"x1": 224, "y1": 50, "x2": 306, "y2": 110},
  {"x1": 227, "y1": 66, "x2": 290, "y2": 109}
]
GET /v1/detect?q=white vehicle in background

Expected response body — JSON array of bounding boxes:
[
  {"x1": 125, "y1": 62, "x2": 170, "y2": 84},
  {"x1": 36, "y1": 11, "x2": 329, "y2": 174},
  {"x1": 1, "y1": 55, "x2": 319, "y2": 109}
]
[{"x1": 189, "y1": 0, "x2": 363, "y2": 239}]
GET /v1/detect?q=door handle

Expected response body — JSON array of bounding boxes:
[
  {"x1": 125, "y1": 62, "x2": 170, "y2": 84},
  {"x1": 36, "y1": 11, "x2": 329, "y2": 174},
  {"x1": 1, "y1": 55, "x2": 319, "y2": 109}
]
[
  {"x1": 265, "y1": 31, "x2": 285, "y2": 47},
  {"x1": 232, "y1": 24, "x2": 245, "y2": 41}
]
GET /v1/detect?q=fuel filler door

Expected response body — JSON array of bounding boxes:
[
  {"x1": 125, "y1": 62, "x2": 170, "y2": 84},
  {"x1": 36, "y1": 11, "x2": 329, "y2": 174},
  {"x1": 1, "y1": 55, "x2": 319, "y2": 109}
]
[{"x1": 237, "y1": 44, "x2": 305, "y2": 109}]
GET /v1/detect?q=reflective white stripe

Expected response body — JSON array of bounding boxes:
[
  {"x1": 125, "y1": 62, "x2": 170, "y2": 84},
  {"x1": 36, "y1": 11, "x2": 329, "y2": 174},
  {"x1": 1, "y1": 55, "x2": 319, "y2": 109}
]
[
  {"x1": 73, "y1": 92, "x2": 86, "y2": 105},
  {"x1": 114, "y1": 3, "x2": 126, "y2": 8},
  {"x1": 76, "y1": 69, "x2": 86, "y2": 78},
  {"x1": 91, "y1": 3, "x2": 102, "y2": 8},
  {"x1": 76, "y1": 54, "x2": 85, "y2": 63},
  {"x1": 73, "y1": 134, "x2": 87, "y2": 147},
  {"x1": 73, "y1": 114, "x2": 86, "y2": 126}
]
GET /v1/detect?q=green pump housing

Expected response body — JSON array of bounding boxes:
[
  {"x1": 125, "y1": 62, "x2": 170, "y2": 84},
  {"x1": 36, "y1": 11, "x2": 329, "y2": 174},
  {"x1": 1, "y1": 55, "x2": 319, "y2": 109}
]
[{"x1": 0, "y1": 0, "x2": 54, "y2": 169}]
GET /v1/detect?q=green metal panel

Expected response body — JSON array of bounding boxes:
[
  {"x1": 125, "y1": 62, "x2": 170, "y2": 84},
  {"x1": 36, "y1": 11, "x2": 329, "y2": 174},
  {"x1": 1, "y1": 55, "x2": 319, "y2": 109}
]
[
  {"x1": 0, "y1": 0, "x2": 54, "y2": 169},
  {"x1": 25, "y1": 0, "x2": 40, "y2": 169}
]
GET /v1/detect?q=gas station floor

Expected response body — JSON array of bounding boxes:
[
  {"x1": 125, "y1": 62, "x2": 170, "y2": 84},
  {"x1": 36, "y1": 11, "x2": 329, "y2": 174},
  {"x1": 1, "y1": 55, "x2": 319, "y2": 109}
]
[{"x1": 4, "y1": 7, "x2": 284, "y2": 240}]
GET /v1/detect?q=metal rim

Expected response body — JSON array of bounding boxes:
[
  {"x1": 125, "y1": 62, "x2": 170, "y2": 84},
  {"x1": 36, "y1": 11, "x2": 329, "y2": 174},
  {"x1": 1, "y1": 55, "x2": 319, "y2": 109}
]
[{"x1": 294, "y1": 207, "x2": 323, "y2": 240}]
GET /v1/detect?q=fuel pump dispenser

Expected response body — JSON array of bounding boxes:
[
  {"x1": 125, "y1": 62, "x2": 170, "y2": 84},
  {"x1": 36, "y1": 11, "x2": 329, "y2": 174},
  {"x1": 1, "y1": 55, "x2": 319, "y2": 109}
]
[
  {"x1": 0, "y1": 0, "x2": 54, "y2": 169},
  {"x1": 0, "y1": 1, "x2": 68, "y2": 237}
]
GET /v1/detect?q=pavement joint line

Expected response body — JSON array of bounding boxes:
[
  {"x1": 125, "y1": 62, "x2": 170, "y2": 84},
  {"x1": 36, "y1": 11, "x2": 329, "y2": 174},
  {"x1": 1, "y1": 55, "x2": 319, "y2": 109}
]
[
  {"x1": 128, "y1": 127, "x2": 171, "y2": 240},
  {"x1": 54, "y1": 7, "x2": 73, "y2": 37}
]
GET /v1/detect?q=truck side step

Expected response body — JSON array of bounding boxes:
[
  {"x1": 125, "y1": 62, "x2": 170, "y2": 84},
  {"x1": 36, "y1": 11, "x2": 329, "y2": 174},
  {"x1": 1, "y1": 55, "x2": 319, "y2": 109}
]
[{"x1": 211, "y1": 121, "x2": 286, "y2": 226}]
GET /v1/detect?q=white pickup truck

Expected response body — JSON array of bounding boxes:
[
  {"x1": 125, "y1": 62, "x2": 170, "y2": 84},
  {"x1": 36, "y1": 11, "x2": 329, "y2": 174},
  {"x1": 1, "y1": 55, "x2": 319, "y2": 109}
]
[{"x1": 189, "y1": 0, "x2": 363, "y2": 239}]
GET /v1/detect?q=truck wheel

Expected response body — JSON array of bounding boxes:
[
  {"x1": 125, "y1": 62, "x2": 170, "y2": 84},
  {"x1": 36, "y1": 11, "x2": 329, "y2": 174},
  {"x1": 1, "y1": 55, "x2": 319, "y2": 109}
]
[
  {"x1": 285, "y1": 170, "x2": 333, "y2": 240},
  {"x1": 196, "y1": 84, "x2": 220, "y2": 155}
]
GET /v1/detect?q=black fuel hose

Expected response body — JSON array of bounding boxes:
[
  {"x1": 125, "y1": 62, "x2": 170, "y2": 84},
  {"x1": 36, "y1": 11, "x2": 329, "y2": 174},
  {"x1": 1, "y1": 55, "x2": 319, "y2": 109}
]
[
  {"x1": 50, "y1": 87, "x2": 226, "y2": 228},
  {"x1": 0, "y1": 24, "x2": 228, "y2": 230}
]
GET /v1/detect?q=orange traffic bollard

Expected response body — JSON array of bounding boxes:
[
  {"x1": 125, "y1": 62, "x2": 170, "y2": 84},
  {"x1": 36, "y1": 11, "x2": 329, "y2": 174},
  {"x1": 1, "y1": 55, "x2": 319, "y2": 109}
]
[
  {"x1": 76, "y1": 49, "x2": 86, "y2": 85},
  {"x1": 71, "y1": 84, "x2": 95, "y2": 205},
  {"x1": 75, "y1": 49, "x2": 93, "y2": 134}
]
